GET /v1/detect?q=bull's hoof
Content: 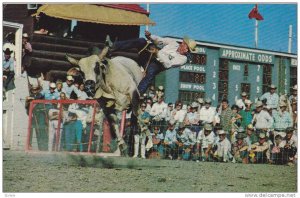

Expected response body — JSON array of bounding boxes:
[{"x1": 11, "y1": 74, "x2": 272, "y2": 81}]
[{"x1": 119, "y1": 143, "x2": 128, "y2": 157}]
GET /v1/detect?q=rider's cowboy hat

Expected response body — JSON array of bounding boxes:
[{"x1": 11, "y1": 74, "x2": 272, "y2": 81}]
[
  {"x1": 269, "y1": 84, "x2": 277, "y2": 89},
  {"x1": 183, "y1": 36, "x2": 197, "y2": 53},
  {"x1": 3, "y1": 48, "x2": 13, "y2": 55}
]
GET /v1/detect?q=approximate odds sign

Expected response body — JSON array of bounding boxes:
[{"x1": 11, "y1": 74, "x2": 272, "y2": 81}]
[{"x1": 220, "y1": 48, "x2": 274, "y2": 64}]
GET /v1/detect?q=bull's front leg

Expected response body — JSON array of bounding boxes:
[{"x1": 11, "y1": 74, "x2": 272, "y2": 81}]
[{"x1": 106, "y1": 112, "x2": 128, "y2": 157}]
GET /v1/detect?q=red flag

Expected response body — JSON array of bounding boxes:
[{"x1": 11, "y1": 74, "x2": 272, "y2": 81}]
[{"x1": 248, "y1": 4, "x2": 264, "y2": 20}]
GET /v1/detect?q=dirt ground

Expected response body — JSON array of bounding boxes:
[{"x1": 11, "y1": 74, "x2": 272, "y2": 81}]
[{"x1": 2, "y1": 150, "x2": 297, "y2": 193}]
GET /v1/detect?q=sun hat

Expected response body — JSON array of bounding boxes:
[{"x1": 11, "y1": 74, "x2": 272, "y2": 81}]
[
  {"x1": 191, "y1": 102, "x2": 199, "y2": 108},
  {"x1": 22, "y1": 33, "x2": 29, "y2": 38},
  {"x1": 236, "y1": 133, "x2": 246, "y2": 139},
  {"x1": 270, "y1": 84, "x2": 277, "y2": 89},
  {"x1": 204, "y1": 123, "x2": 213, "y2": 131},
  {"x1": 259, "y1": 133, "x2": 266, "y2": 139},
  {"x1": 245, "y1": 99, "x2": 252, "y2": 105},
  {"x1": 255, "y1": 101, "x2": 263, "y2": 108},
  {"x1": 3, "y1": 48, "x2": 13, "y2": 55},
  {"x1": 66, "y1": 75, "x2": 74, "y2": 81},
  {"x1": 205, "y1": 98, "x2": 212, "y2": 104},
  {"x1": 247, "y1": 124, "x2": 254, "y2": 130},
  {"x1": 241, "y1": 92, "x2": 247, "y2": 96},
  {"x1": 49, "y1": 82, "x2": 56, "y2": 88},
  {"x1": 197, "y1": 98, "x2": 204, "y2": 104},
  {"x1": 279, "y1": 101, "x2": 287, "y2": 107},
  {"x1": 218, "y1": 130, "x2": 226, "y2": 135}
]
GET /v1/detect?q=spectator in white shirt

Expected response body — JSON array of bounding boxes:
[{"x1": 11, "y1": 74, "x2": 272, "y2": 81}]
[
  {"x1": 197, "y1": 123, "x2": 216, "y2": 161},
  {"x1": 171, "y1": 100, "x2": 186, "y2": 125},
  {"x1": 214, "y1": 130, "x2": 232, "y2": 162},
  {"x1": 252, "y1": 101, "x2": 274, "y2": 130},
  {"x1": 199, "y1": 98, "x2": 217, "y2": 126},
  {"x1": 260, "y1": 84, "x2": 279, "y2": 110},
  {"x1": 235, "y1": 92, "x2": 248, "y2": 110},
  {"x1": 77, "y1": 83, "x2": 89, "y2": 100}
]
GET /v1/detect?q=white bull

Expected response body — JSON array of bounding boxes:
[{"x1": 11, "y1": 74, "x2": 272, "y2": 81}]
[{"x1": 66, "y1": 47, "x2": 143, "y2": 155}]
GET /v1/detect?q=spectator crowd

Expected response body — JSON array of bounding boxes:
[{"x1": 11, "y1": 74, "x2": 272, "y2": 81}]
[{"x1": 2, "y1": 32, "x2": 298, "y2": 166}]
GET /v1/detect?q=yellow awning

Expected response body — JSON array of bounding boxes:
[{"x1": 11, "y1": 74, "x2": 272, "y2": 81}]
[{"x1": 33, "y1": 4, "x2": 156, "y2": 26}]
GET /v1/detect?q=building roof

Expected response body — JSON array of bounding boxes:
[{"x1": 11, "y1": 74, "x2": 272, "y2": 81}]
[{"x1": 33, "y1": 4, "x2": 155, "y2": 26}]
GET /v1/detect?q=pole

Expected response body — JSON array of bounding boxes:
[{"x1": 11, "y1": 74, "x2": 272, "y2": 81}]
[
  {"x1": 88, "y1": 103, "x2": 97, "y2": 153},
  {"x1": 288, "y1": 25, "x2": 292, "y2": 53},
  {"x1": 146, "y1": 4, "x2": 150, "y2": 31},
  {"x1": 119, "y1": 110, "x2": 127, "y2": 137},
  {"x1": 255, "y1": 20, "x2": 258, "y2": 48}
]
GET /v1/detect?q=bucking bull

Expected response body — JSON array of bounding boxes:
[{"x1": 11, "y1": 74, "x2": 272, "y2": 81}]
[{"x1": 66, "y1": 46, "x2": 144, "y2": 156}]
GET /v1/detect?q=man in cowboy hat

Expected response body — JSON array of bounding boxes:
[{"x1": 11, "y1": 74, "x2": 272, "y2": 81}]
[
  {"x1": 105, "y1": 31, "x2": 196, "y2": 95},
  {"x1": 199, "y1": 98, "x2": 217, "y2": 126},
  {"x1": 273, "y1": 101, "x2": 293, "y2": 136},
  {"x1": 252, "y1": 100, "x2": 273, "y2": 130},
  {"x1": 239, "y1": 99, "x2": 254, "y2": 129},
  {"x1": 3, "y1": 48, "x2": 15, "y2": 90},
  {"x1": 214, "y1": 129, "x2": 232, "y2": 162},
  {"x1": 22, "y1": 32, "x2": 33, "y2": 70},
  {"x1": 249, "y1": 133, "x2": 270, "y2": 163},
  {"x1": 260, "y1": 84, "x2": 279, "y2": 110},
  {"x1": 232, "y1": 132, "x2": 249, "y2": 163},
  {"x1": 235, "y1": 92, "x2": 248, "y2": 110},
  {"x1": 62, "y1": 75, "x2": 79, "y2": 99},
  {"x1": 41, "y1": 82, "x2": 60, "y2": 100},
  {"x1": 289, "y1": 84, "x2": 297, "y2": 104},
  {"x1": 197, "y1": 123, "x2": 216, "y2": 161}
]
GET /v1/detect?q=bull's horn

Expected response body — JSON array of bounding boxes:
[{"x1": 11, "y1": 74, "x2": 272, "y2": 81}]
[
  {"x1": 98, "y1": 46, "x2": 109, "y2": 60},
  {"x1": 65, "y1": 54, "x2": 79, "y2": 66}
]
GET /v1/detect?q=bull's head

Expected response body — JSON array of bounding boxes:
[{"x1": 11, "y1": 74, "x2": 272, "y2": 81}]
[{"x1": 65, "y1": 47, "x2": 110, "y2": 97}]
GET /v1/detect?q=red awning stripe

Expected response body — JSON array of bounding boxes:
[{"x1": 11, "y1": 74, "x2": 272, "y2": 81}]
[{"x1": 97, "y1": 4, "x2": 149, "y2": 15}]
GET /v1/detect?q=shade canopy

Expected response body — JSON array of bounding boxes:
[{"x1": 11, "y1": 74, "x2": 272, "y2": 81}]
[{"x1": 33, "y1": 4, "x2": 156, "y2": 26}]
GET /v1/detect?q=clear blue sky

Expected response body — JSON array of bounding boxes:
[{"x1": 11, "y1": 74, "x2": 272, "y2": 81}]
[{"x1": 140, "y1": 4, "x2": 297, "y2": 54}]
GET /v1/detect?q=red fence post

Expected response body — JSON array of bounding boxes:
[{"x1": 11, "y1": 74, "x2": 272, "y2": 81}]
[
  {"x1": 88, "y1": 102, "x2": 97, "y2": 153},
  {"x1": 119, "y1": 110, "x2": 127, "y2": 137},
  {"x1": 55, "y1": 101, "x2": 63, "y2": 151}
]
